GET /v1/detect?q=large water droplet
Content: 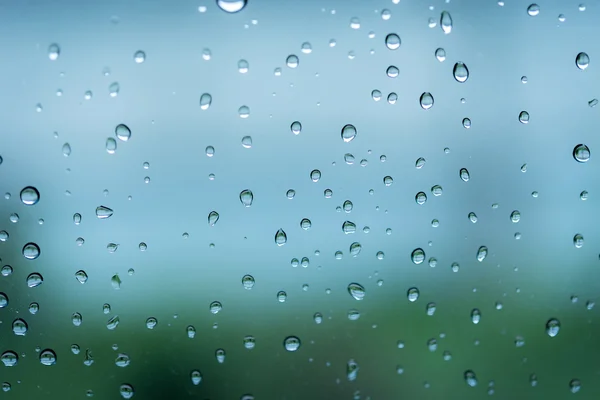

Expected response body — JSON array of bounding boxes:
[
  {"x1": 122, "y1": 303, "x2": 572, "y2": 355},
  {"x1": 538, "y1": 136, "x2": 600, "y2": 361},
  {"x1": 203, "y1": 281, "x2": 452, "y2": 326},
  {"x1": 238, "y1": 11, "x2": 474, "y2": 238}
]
[
  {"x1": 241, "y1": 136, "x2": 253, "y2": 148},
  {"x1": 407, "y1": 287, "x2": 420, "y2": 302},
  {"x1": 20, "y1": 186, "x2": 40, "y2": 205},
  {"x1": 115, "y1": 353, "x2": 130, "y2": 367},
  {"x1": 209, "y1": 301, "x2": 222, "y2": 314},
  {"x1": 216, "y1": 0, "x2": 247, "y2": 13},
  {"x1": 420, "y1": 92, "x2": 434, "y2": 110},
  {"x1": 22, "y1": 242, "x2": 40, "y2": 260},
  {"x1": 96, "y1": 205, "x2": 114, "y2": 219},
  {"x1": 342, "y1": 221, "x2": 356, "y2": 234},
  {"x1": 75, "y1": 270, "x2": 88, "y2": 284},
  {"x1": 519, "y1": 111, "x2": 530, "y2": 124},
  {"x1": 115, "y1": 124, "x2": 131, "y2": 141},
  {"x1": 240, "y1": 189, "x2": 253, "y2": 207},
  {"x1": 453, "y1": 62, "x2": 469, "y2": 83},
  {"x1": 527, "y1": 3, "x2": 540, "y2": 16},
  {"x1": 191, "y1": 370, "x2": 202, "y2": 385},
  {"x1": 460, "y1": 168, "x2": 470, "y2": 182},
  {"x1": 286, "y1": 54, "x2": 299, "y2": 68},
  {"x1": 27, "y1": 272, "x2": 43, "y2": 287},
  {"x1": 48, "y1": 43, "x2": 60, "y2": 60},
  {"x1": 12, "y1": 318, "x2": 28, "y2": 335},
  {"x1": 347, "y1": 283, "x2": 365, "y2": 300},
  {"x1": 119, "y1": 384, "x2": 134, "y2": 399},
  {"x1": 107, "y1": 315, "x2": 120, "y2": 330},
  {"x1": 576, "y1": 52, "x2": 590, "y2": 70},
  {"x1": 440, "y1": 11, "x2": 453, "y2": 34},
  {"x1": 200, "y1": 93, "x2": 212, "y2": 110},
  {"x1": 573, "y1": 144, "x2": 590, "y2": 162},
  {"x1": 275, "y1": 229, "x2": 287, "y2": 246},
  {"x1": 341, "y1": 124, "x2": 357, "y2": 142},
  {"x1": 349, "y1": 242, "x2": 362, "y2": 256},
  {"x1": 385, "y1": 33, "x2": 401, "y2": 50},
  {"x1": 62, "y1": 143, "x2": 71, "y2": 157},
  {"x1": 411, "y1": 248, "x2": 425, "y2": 264},
  {"x1": 284, "y1": 336, "x2": 301, "y2": 352},
  {"x1": 39, "y1": 349, "x2": 56, "y2": 366}
]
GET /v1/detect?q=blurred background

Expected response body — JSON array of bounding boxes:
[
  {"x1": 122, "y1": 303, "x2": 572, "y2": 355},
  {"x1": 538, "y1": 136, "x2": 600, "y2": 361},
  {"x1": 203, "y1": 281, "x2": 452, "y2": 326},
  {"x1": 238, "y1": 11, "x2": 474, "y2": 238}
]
[{"x1": 0, "y1": 0, "x2": 599, "y2": 398}]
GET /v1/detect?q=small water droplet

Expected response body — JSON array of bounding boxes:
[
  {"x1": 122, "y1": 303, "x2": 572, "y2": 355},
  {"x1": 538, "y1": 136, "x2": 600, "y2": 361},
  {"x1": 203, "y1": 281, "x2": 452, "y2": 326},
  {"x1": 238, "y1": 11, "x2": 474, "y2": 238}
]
[
  {"x1": 476, "y1": 246, "x2": 488, "y2": 262},
  {"x1": 471, "y1": 309, "x2": 481, "y2": 324},
  {"x1": 286, "y1": 189, "x2": 296, "y2": 199},
  {"x1": 570, "y1": 379, "x2": 581, "y2": 393},
  {"x1": 241, "y1": 135, "x2": 252, "y2": 148},
  {"x1": 72, "y1": 312, "x2": 83, "y2": 327},
  {"x1": 407, "y1": 287, "x2": 420, "y2": 302},
  {"x1": 108, "y1": 82, "x2": 120, "y2": 97},
  {"x1": 300, "y1": 218, "x2": 312, "y2": 230},
  {"x1": 415, "y1": 191, "x2": 427, "y2": 205},
  {"x1": 75, "y1": 270, "x2": 88, "y2": 284},
  {"x1": 546, "y1": 318, "x2": 560, "y2": 337},
  {"x1": 119, "y1": 384, "x2": 134, "y2": 399},
  {"x1": 573, "y1": 233, "x2": 584, "y2": 248},
  {"x1": 145, "y1": 317, "x2": 157, "y2": 329},
  {"x1": 435, "y1": 48, "x2": 446, "y2": 62},
  {"x1": 519, "y1": 111, "x2": 530, "y2": 124},
  {"x1": 460, "y1": 168, "x2": 470, "y2": 182},
  {"x1": 347, "y1": 359, "x2": 359, "y2": 381},
  {"x1": 465, "y1": 370, "x2": 478, "y2": 387},
  {"x1": 386, "y1": 65, "x2": 399, "y2": 78},
  {"x1": 277, "y1": 291, "x2": 287, "y2": 302},
  {"x1": 115, "y1": 124, "x2": 131, "y2": 142},
  {"x1": 310, "y1": 169, "x2": 321, "y2": 182},
  {"x1": 210, "y1": 301, "x2": 222, "y2": 314},
  {"x1": 242, "y1": 274, "x2": 255, "y2": 290},
  {"x1": 208, "y1": 211, "x2": 219, "y2": 226},
  {"x1": 39, "y1": 349, "x2": 56, "y2": 366}
]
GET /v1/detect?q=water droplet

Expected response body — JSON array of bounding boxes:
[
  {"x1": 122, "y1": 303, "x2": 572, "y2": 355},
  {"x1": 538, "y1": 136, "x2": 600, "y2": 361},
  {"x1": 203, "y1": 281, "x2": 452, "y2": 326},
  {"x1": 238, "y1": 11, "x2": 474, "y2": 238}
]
[
  {"x1": 518, "y1": 110, "x2": 530, "y2": 124},
  {"x1": 324, "y1": 189, "x2": 333, "y2": 198},
  {"x1": 471, "y1": 309, "x2": 481, "y2": 324},
  {"x1": 111, "y1": 274, "x2": 122, "y2": 289},
  {"x1": 343, "y1": 200, "x2": 353, "y2": 212},
  {"x1": 383, "y1": 176, "x2": 393, "y2": 186},
  {"x1": 1, "y1": 351, "x2": 18, "y2": 367},
  {"x1": 143, "y1": 317, "x2": 156, "y2": 329},
  {"x1": 199, "y1": 93, "x2": 212, "y2": 110},
  {"x1": 310, "y1": 169, "x2": 321, "y2": 182},
  {"x1": 119, "y1": 384, "x2": 134, "y2": 399},
  {"x1": 574, "y1": 233, "x2": 584, "y2": 248},
  {"x1": 12, "y1": 318, "x2": 28, "y2": 335},
  {"x1": 386, "y1": 65, "x2": 399, "y2": 78},
  {"x1": 22, "y1": 242, "x2": 40, "y2": 260},
  {"x1": 242, "y1": 275, "x2": 255, "y2": 290},
  {"x1": 465, "y1": 370, "x2": 478, "y2": 387},
  {"x1": 570, "y1": 379, "x2": 581, "y2": 393},
  {"x1": 589, "y1": 98, "x2": 598, "y2": 108},
  {"x1": 411, "y1": 248, "x2": 425, "y2": 264},
  {"x1": 510, "y1": 210, "x2": 521, "y2": 223},
  {"x1": 27, "y1": 272, "x2": 43, "y2": 287},
  {"x1": 440, "y1": 11, "x2": 453, "y2": 34},
  {"x1": 301, "y1": 42, "x2": 312, "y2": 54},
  {"x1": 186, "y1": 325, "x2": 196, "y2": 338},
  {"x1": 426, "y1": 302, "x2": 436, "y2": 316},
  {"x1": 453, "y1": 62, "x2": 469, "y2": 83},
  {"x1": 300, "y1": 218, "x2": 312, "y2": 230},
  {"x1": 75, "y1": 270, "x2": 88, "y2": 284},
  {"x1": 349, "y1": 242, "x2": 362, "y2": 256},
  {"x1": 20, "y1": 186, "x2": 40, "y2": 205},
  {"x1": 431, "y1": 185, "x2": 443, "y2": 196},
  {"x1": 435, "y1": 48, "x2": 446, "y2": 62},
  {"x1": 286, "y1": 189, "x2": 296, "y2": 199},
  {"x1": 580, "y1": 190, "x2": 588, "y2": 200},
  {"x1": 275, "y1": 229, "x2": 287, "y2": 246},
  {"x1": 460, "y1": 168, "x2": 470, "y2": 182},
  {"x1": 190, "y1": 370, "x2": 202, "y2": 385},
  {"x1": 210, "y1": 301, "x2": 222, "y2": 314},
  {"x1": 290, "y1": 121, "x2": 303, "y2": 135},
  {"x1": 240, "y1": 189, "x2": 254, "y2": 207},
  {"x1": 348, "y1": 283, "x2": 365, "y2": 300},
  {"x1": 573, "y1": 144, "x2": 590, "y2": 162},
  {"x1": 238, "y1": 105, "x2": 250, "y2": 118},
  {"x1": 387, "y1": 92, "x2": 398, "y2": 104},
  {"x1": 72, "y1": 312, "x2": 83, "y2": 327},
  {"x1": 407, "y1": 287, "x2": 420, "y2": 302},
  {"x1": 106, "y1": 137, "x2": 117, "y2": 154},
  {"x1": 208, "y1": 211, "x2": 220, "y2": 226},
  {"x1": 115, "y1": 353, "x2": 130, "y2": 368},
  {"x1": 103, "y1": 303, "x2": 111, "y2": 314},
  {"x1": 96, "y1": 205, "x2": 114, "y2": 219},
  {"x1": 106, "y1": 315, "x2": 120, "y2": 330},
  {"x1": 62, "y1": 142, "x2": 72, "y2": 157},
  {"x1": 415, "y1": 191, "x2": 427, "y2": 205},
  {"x1": 277, "y1": 291, "x2": 287, "y2": 302},
  {"x1": 342, "y1": 221, "x2": 356, "y2": 234},
  {"x1": 286, "y1": 54, "x2": 299, "y2": 68},
  {"x1": 341, "y1": 124, "x2": 357, "y2": 142},
  {"x1": 109, "y1": 82, "x2": 120, "y2": 97},
  {"x1": 344, "y1": 153, "x2": 355, "y2": 164},
  {"x1": 48, "y1": 43, "x2": 60, "y2": 60},
  {"x1": 420, "y1": 92, "x2": 434, "y2": 110},
  {"x1": 347, "y1": 359, "x2": 359, "y2": 381},
  {"x1": 284, "y1": 336, "x2": 301, "y2": 352},
  {"x1": 216, "y1": 0, "x2": 247, "y2": 13},
  {"x1": 0, "y1": 292, "x2": 7, "y2": 308},
  {"x1": 576, "y1": 52, "x2": 589, "y2": 70},
  {"x1": 372, "y1": 90, "x2": 382, "y2": 101},
  {"x1": 115, "y1": 124, "x2": 131, "y2": 142},
  {"x1": 107, "y1": 243, "x2": 119, "y2": 253},
  {"x1": 235, "y1": 59, "x2": 250, "y2": 74},
  {"x1": 385, "y1": 33, "x2": 401, "y2": 50},
  {"x1": 476, "y1": 246, "x2": 488, "y2": 262},
  {"x1": 0, "y1": 231, "x2": 8, "y2": 242},
  {"x1": 546, "y1": 318, "x2": 560, "y2": 337},
  {"x1": 415, "y1": 157, "x2": 426, "y2": 169},
  {"x1": 242, "y1": 335, "x2": 256, "y2": 350}
]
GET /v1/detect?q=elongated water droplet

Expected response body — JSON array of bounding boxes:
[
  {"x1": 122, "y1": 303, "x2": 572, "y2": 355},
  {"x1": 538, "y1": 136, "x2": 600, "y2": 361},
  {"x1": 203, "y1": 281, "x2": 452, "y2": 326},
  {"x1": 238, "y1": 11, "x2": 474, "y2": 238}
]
[
  {"x1": 106, "y1": 137, "x2": 117, "y2": 154},
  {"x1": 453, "y1": 62, "x2": 469, "y2": 83},
  {"x1": 291, "y1": 121, "x2": 302, "y2": 135},
  {"x1": 407, "y1": 287, "x2": 420, "y2": 302},
  {"x1": 573, "y1": 233, "x2": 584, "y2": 248},
  {"x1": 477, "y1": 246, "x2": 488, "y2": 262},
  {"x1": 115, "y1": 124, "x2": 131, "y2": 141},
  {"x1": 347, "y1": 359, "x2": 359, "y2": 381},
  {"x1": 216, "y1": 0, "x2": 247, "y2": 13},
  {"x1": 341, "y1": 124, "x2": 357, "y2": 142},
  {"x1": 471, "y1": 309, "x2": 481, "y2": 324},
  {"x1": 460, "y1": 168, "x2": 470, "y2": 182},
  {"x1": 576, "y1": 52, "x2": 589, "y2": 70},
  {"x1": 420, "y1": 92, "x2": 434, "y2": 110},
  {"x1": 190, "y1": 370, "x2": 202, "y2": 385},
  {"x1": 342, "y1": 221, "x2": 356, "y2": 234},
  {"x1": 546, "y1": 318, "x2": 560, "y2": 337},
  {"x1": 348, "y1": 283, "x2": 365, "y2": 300},
  {"x1": 435, "y1": 48, "x2": 446, "y2": 62},
  {"x1": 440, "y1": 11, "x2": 453, "y2": 34},
  {"x1": 385, "y1": 33, "x2": 401, "y2": 50},
  {"x1": 27, "y1": 272, "x2": 43, "y2": 287},
  {"x1": 62, "y1": 143, "x2": 71, "y2": 157},
  {"x1": 573, "y1": 144, "x2": 590, "y2": 162},
  {"x1": 111, "y1": 274, "x2": 122, "y2": 289},
  {"x1": 570, "y1": 379, "x2": 581, "y2": 394},
  {"x1": 48, "y1": 43, "x2": 60, "y2": 60},
  {"x1": 96, "y1": 205, "x2": 114, "y2": 219},
  {"x1": 349, "y1": 242, "x2": 362, "y2": 256},
  {"x1": 200, "y1": 93, "x2": 212, "y2": 110},
  {"x1": 208, "y1": 211, "x2": 219, "y2": 226},
  {"x1": 75, "y1": 270, "x2": 88, "y2": 284},
  {"x1": 275, "y1": 229, "x2": 287, "y2": 246}
]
